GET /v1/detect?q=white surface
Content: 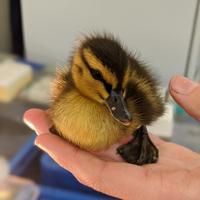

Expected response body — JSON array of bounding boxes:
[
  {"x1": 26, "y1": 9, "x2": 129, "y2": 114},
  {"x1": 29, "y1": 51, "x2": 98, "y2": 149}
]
[
  {"x1": 21, "y1": 0, "x2": 197, "y2": 86},
  {"x1": 0, "y1": 60, "x2": 33, "y2": 102},
  {"x1": 148, "y1": 103, "x2": 174, "y2": 139},
  {"x1": 21, "y1": 75, "x2": 53, "y2": 104}
]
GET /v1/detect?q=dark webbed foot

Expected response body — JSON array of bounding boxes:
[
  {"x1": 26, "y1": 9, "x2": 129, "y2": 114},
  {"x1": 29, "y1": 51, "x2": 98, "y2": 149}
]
[{"x1": 117, "y1": 126, "x2": 158, "y2": 165}]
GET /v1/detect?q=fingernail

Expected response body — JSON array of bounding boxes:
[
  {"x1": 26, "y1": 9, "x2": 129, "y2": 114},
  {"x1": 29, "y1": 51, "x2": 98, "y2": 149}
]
[{"x1": 171, "y1": 76, "x2": 198, "y2": 95}]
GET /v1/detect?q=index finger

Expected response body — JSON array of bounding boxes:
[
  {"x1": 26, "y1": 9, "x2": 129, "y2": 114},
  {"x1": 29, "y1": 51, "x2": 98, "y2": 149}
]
[
  {"x1": 169, "y1": 76, "x2": 200, "y2": 120},
  {"x1": 23, "y1": 108, "x2": 52, "y2": 134}
]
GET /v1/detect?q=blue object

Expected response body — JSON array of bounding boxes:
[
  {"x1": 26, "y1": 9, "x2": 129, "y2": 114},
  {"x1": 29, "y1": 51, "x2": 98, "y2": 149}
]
[
  {"x1": 38, "y1": 186, "x2": 107, "y2": 200},
  {"x1": 40, "y1": 154, "x2": 94, "y2": 193},
  {"x1": 174, "y1": 103, "x2": 186, "y2": 116},
  {"x1": 10, "y1": 135, "x2": 41, "y2": 175},
  {"x1": 40, "y1": 151, "x2": 115, "y2": 199},
  {"x1": 16, "y1": 58, "x2": 45, "y2": 71},
  {"x1": 10, "y1": 134, "x2": 117, "y2": 200}
]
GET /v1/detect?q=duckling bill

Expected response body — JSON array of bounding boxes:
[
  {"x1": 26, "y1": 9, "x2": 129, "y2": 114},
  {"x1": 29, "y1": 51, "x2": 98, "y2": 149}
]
[
  {"x1": 49, "y1": 33, "x2": 165, "y2": 165},
  {"x1": 106, "y1": 90, "x2": 132, "y2": 125}
]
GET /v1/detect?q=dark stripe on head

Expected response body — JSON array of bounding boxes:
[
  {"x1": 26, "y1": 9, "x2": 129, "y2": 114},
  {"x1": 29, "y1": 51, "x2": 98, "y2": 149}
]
[
  {"x1": 80, "y1": 49, "x2": 112, "y2": 94},
  {"x1": 82, "y1": 35, "x2": 128, "y2": 91}
]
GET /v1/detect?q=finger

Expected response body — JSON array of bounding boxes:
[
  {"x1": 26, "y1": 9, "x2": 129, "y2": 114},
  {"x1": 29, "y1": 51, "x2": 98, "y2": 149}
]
[
  {"x1": 149, "y1": 133, "x2": 165, "y2": 147},
  {"x1": 169, "y1": 76, "x2": 200, "y2": 120},
  {"x1": 35, "y1": 133, "x2": 148, "y2": 199},
  {"x1": 23, "y1": 109, "x2": 52, "y2": 135},
  {"x1": 158, "y1": 141, "x2": 200, "y2": 167}
]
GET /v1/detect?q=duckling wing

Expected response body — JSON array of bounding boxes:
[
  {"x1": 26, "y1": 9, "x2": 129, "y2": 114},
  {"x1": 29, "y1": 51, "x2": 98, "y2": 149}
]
[
  {"x1": 125, "y1": 60, "x2": 165, "y2": 125},
  {"x1": 51, "y1": 67, "x2": 74, "y2": 101}
]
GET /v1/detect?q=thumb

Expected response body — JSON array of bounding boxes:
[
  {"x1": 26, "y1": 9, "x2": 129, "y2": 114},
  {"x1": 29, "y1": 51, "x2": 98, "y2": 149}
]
[{"x1": 169, "y1": 76, "x2": 200, "y2": 120}]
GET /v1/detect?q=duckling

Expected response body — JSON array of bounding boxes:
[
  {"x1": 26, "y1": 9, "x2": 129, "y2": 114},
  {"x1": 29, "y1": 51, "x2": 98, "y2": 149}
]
[{"x1": 49, "y1": 33, "x2": 165, "y2": 165}]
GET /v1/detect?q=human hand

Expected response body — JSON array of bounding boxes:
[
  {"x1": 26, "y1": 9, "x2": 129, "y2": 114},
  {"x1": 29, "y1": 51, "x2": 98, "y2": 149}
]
[{"x1": 24, "y1": 76, "x2": 200, "y2": 200}]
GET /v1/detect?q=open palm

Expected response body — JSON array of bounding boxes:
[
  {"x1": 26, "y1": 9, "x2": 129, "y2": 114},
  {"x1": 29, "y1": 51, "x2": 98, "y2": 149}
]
[{"x1": 24, "y1": 76, "x2": 200, "y2": 200}]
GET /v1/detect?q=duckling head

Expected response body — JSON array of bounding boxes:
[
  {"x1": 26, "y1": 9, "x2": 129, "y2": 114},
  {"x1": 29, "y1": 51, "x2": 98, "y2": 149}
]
[{"x1": 71, "y1": 34, "x2": 132, "y2": 126}]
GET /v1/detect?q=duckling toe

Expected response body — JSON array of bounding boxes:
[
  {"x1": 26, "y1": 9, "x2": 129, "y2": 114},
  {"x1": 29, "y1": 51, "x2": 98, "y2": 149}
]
[{"x1": 117, "y1": 125, "x2": 159, "y2": 165}]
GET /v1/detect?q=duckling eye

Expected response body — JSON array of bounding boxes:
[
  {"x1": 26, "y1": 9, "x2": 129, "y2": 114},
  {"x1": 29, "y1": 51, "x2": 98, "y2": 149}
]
[{"x1": 90, "y1": 68, "x2": 103, "y2": 80}]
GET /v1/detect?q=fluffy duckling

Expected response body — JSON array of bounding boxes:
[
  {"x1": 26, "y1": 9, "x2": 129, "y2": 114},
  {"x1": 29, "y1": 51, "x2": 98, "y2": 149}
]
[{"x1": 49, "y1": 34, "x2": 165, "y2": 165}]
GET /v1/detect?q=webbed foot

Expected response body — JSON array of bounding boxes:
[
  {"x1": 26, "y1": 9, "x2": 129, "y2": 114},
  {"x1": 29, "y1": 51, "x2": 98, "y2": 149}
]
[{"x1": 117, "y1": 126, "x2": 158, "y2": 165}]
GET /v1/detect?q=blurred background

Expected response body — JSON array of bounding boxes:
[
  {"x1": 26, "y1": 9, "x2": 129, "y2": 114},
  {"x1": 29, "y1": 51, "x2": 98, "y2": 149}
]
[{"x1": 0, "y1": 0, "x2": 200, "y2": 199}]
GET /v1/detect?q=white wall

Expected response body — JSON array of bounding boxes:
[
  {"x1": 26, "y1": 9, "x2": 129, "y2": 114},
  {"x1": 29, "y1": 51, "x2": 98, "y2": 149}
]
[{"x1": 21, "y1": 0, "x2": 197, "y2": 86}]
